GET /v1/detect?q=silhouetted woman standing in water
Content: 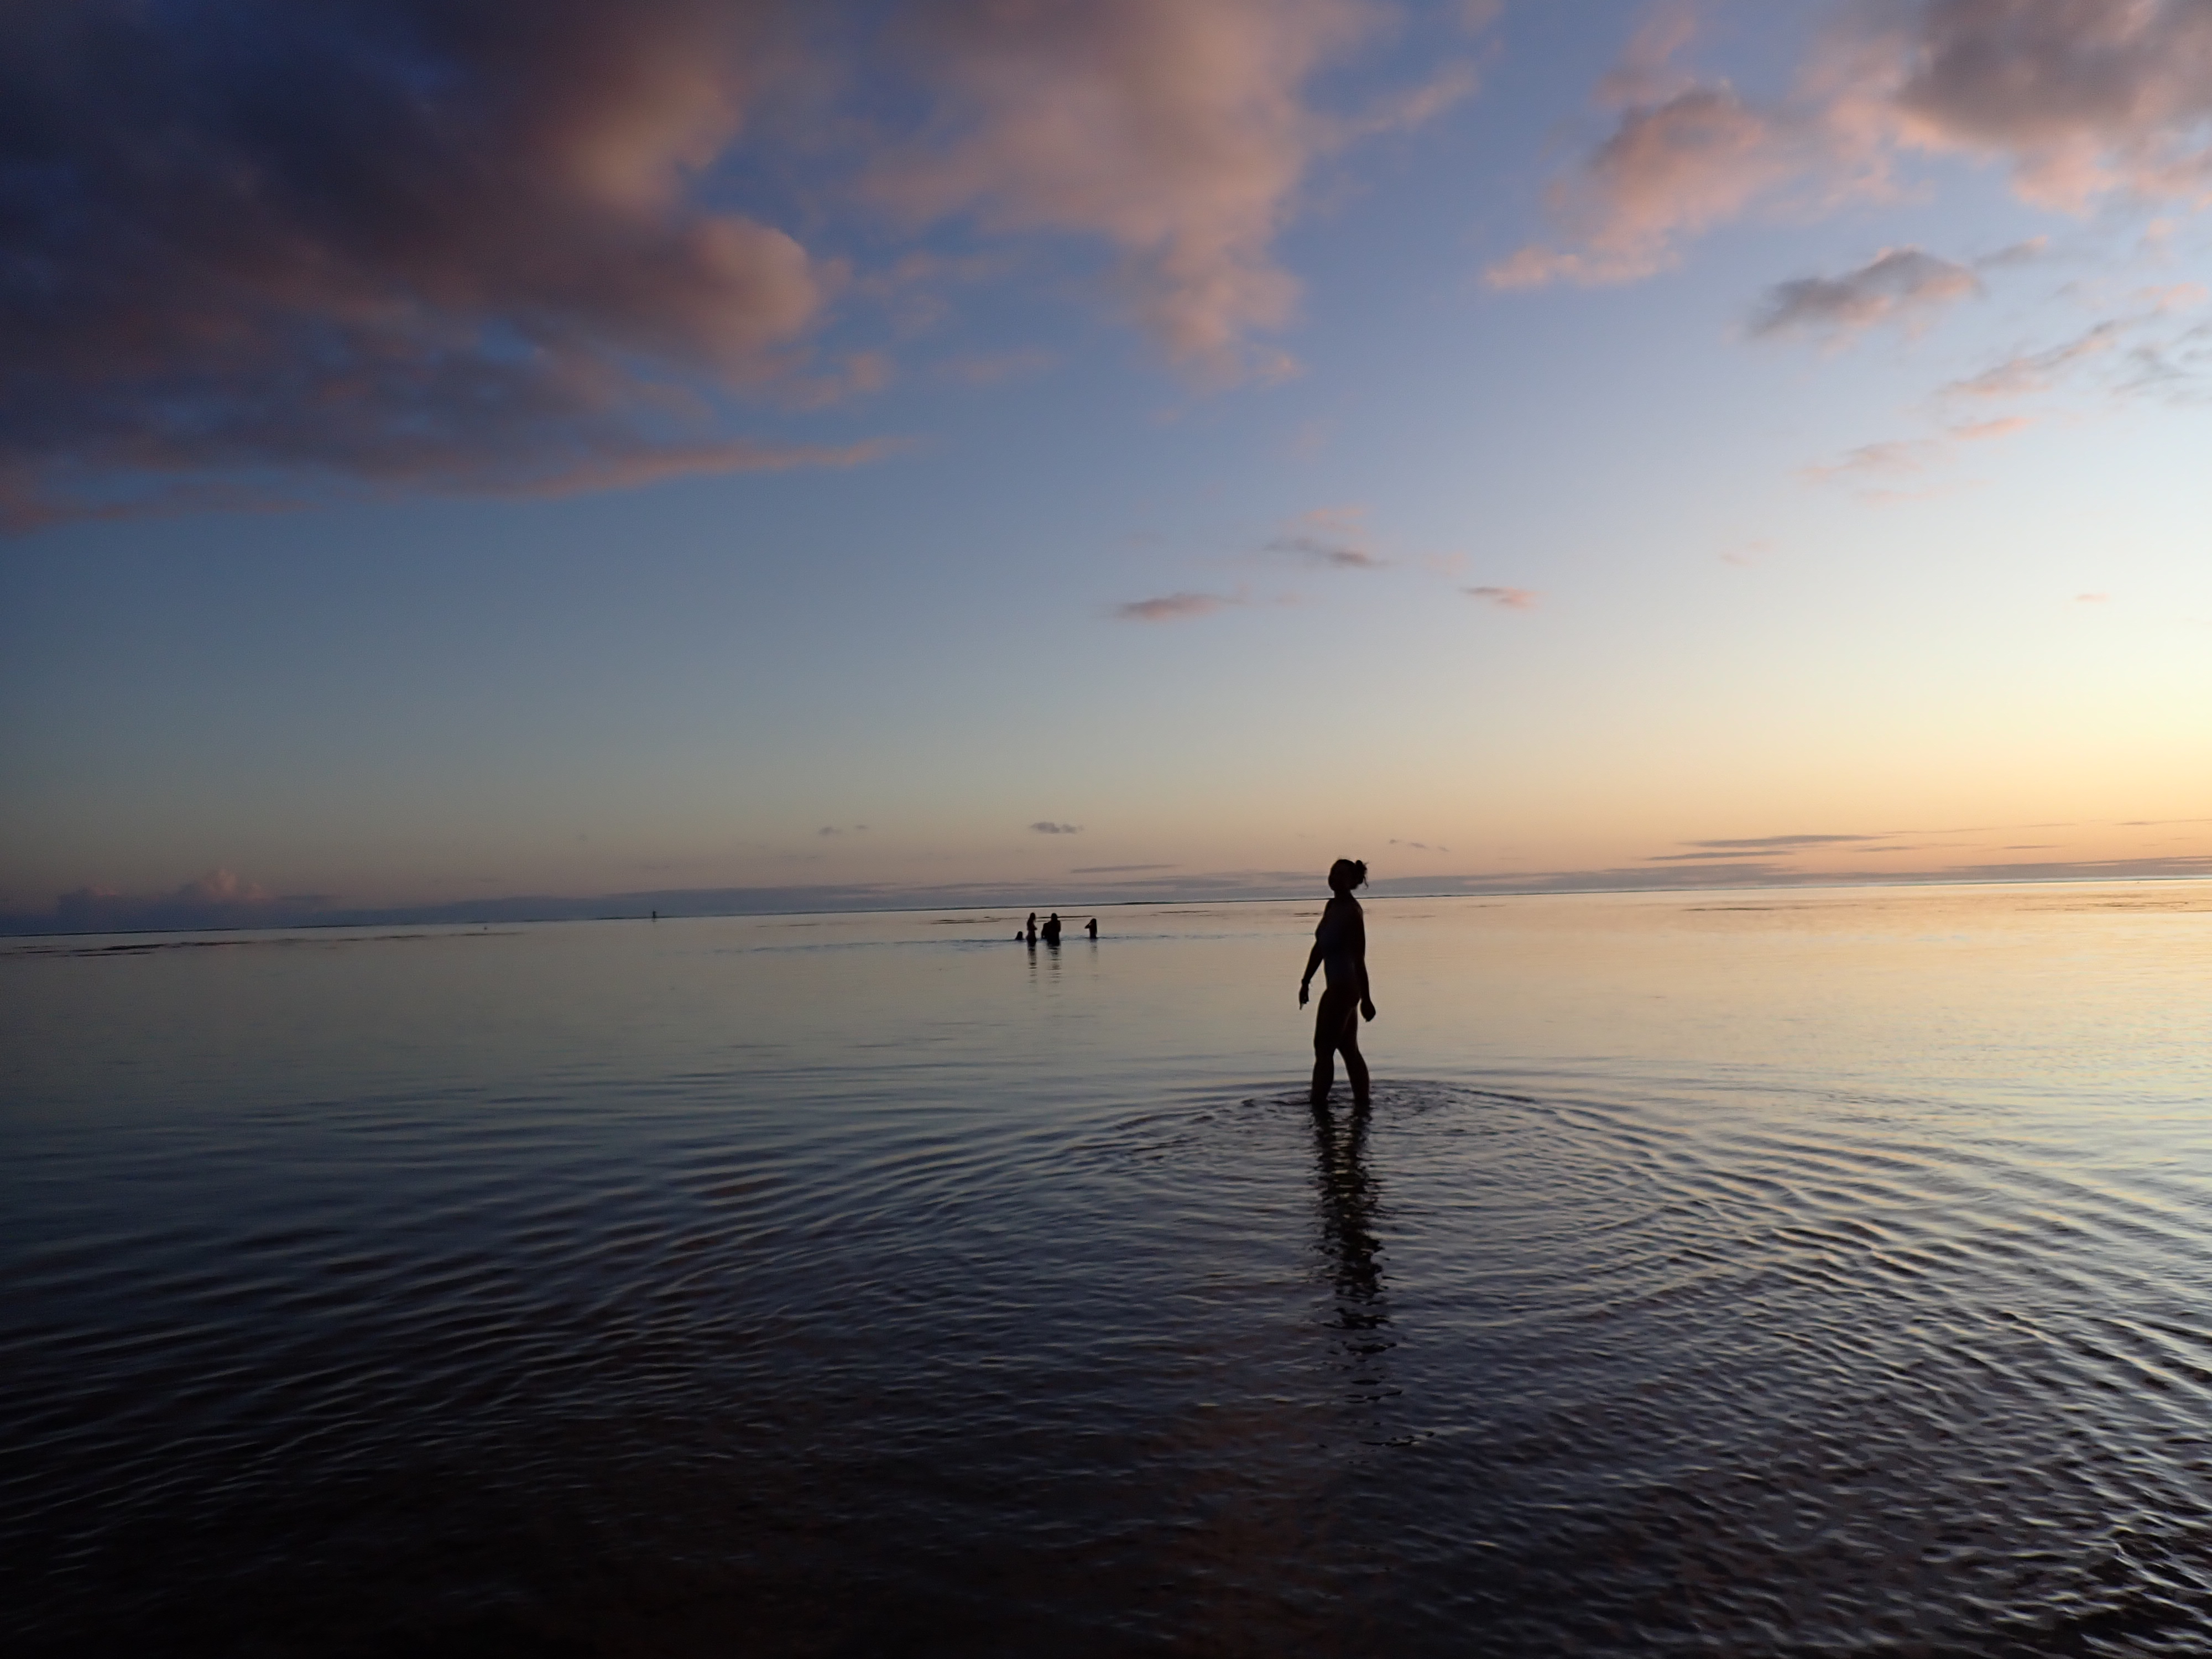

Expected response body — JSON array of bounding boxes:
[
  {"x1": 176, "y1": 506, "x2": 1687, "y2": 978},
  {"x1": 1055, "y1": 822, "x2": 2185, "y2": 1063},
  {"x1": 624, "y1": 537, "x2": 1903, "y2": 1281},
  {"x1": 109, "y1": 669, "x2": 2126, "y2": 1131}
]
[{"x1": 1300, "y1": 859, "x2": 1375, "y2": 1107}]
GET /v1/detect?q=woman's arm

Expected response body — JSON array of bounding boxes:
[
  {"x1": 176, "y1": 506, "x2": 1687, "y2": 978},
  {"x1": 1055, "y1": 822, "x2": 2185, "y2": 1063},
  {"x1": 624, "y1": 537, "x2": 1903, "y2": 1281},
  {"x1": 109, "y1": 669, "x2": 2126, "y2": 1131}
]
[{"x1": 1299, "y1": 938, "x2": 1324, "y2": 1005}]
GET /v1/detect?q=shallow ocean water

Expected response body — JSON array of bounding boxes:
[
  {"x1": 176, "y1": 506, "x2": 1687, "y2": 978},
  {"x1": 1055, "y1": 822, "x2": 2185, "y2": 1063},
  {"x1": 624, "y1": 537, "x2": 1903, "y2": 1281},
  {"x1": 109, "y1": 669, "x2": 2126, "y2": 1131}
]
[{"x1": 4, "y1": 883, "x2": 2211, "y2": 1656}]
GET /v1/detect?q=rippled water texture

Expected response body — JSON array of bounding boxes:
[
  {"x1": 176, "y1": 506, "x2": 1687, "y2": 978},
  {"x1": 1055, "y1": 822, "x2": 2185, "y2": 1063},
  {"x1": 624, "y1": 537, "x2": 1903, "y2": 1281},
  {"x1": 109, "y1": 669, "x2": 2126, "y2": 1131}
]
[{"x1": 6, "y1": 884, "x2": 2211, "y2": 1655}]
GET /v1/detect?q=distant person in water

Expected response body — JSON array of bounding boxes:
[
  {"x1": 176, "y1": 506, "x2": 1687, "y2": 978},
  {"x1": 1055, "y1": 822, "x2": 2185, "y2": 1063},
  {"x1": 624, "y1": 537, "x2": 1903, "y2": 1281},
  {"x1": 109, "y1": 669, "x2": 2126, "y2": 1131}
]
[
  {"x1": 1026, "y1": 912, "x2": 1038, "y2": 944},
  {"x1": 1300, "y1": 858, "x2": 1375, "y2": 1108},
  {"x1": 1042, "y1": 912, "x2": 1063, "y2": 945},
  {"x1": 1086, "y1": 916, "x2": 1098, "y2": 940}
]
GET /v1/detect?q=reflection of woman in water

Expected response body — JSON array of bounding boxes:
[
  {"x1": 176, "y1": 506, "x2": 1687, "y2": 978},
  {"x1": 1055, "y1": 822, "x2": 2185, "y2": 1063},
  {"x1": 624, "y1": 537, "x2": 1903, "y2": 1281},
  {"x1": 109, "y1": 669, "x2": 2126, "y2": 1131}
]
[
  {"x1": 1310, "y1": 1094, "x2": 1385, "y2": 1339},
  {"x1": 1299, "y1": 859, "x2": 1375, "y2": 1107}
]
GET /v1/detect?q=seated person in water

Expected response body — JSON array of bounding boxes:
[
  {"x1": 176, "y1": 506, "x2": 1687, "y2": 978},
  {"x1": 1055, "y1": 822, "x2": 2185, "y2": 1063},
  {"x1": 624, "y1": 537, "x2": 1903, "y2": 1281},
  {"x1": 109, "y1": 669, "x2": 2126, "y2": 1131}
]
[
  {"x1": 1086, "y1": 916, "x2": 1098, "y2": 939},
  {"x1": 1041, "y1": 912, "x2": 1062, "y2": 945},
  {"x1": 1299, "y1": 858, "x2": 1375, "y2": 1107}
]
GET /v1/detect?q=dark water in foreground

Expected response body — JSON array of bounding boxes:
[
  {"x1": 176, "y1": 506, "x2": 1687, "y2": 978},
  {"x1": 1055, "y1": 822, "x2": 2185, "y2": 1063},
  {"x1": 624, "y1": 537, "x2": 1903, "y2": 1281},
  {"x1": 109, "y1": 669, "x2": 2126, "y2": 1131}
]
[{"x1": 6, "y1": 884, "x2": 2211, "y2": 1656}]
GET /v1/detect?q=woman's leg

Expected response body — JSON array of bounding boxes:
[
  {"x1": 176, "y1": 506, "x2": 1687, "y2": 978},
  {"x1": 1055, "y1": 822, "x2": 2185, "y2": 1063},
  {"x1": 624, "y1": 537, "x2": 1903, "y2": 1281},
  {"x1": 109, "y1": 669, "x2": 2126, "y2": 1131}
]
[
  {"x1": 1312, "y1": 987, "x2": 1350, "y2": 1103},
  {"x1": 1314, "y1": 988, "x2": 1369, "y2": 1105},
  {"x1": 1338, "y1": 1004, "x2": 1370, "y2": 1105}
]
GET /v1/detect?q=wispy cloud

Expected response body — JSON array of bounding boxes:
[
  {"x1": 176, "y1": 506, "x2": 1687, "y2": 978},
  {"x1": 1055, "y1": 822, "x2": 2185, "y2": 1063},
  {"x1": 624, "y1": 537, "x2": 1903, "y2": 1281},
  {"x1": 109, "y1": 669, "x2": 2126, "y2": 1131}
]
[
  {"x1": 1751, "y1": 247, "x2": 1980, "y2": 340},
  {"x1": 1977, "y1": 237, "x2": 2051, "y2": 270},
  {"x1": 1465, "y1": 585, "x2": 1539, "y2": 609},
  {"x1": 1801, "y1": 437, "x2": 1940, "y2": 483},
  {"x1": 1114, "y1": 591, "x2": 1243, "y2": 622},
  {"x1": 1644, "y1": 849, "x2": 1792, "y2": 863},
  {"x1": 1266, "y1": 505, "x2": 1386, "y2": 568},
  {"x1": 1949, "y1": 415, "x2": 2036, "y2": 442},
  {"x1": 1070, "y1": 863, "x2": 1176, "y2": 874},
  {"x1": 1944, "y1": 322, "x2": 2124, "y2": 400},
  {"x1": 1800, "y1": 402, "x2": 2043, "y2": 498},
  {"x1": 1686, "y1": 833, "x2": 1882, "y2": 849},
  {"x1": 1029, "y1": 821, "x2": 1082, "y2": 835}
]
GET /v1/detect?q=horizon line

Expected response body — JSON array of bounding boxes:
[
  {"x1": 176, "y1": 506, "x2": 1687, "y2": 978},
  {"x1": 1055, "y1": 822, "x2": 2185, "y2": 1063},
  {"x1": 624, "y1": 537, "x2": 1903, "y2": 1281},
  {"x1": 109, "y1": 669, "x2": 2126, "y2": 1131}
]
[{"x1": 6, "y1": 864, "x2": 2208, "y2": 943}]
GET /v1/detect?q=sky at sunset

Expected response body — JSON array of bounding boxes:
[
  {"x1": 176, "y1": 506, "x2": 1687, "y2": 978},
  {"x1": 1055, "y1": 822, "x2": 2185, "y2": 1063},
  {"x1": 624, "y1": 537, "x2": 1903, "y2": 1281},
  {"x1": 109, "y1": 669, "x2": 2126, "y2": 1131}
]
[{"x1": 4, "y1": 0, "x2": 2210, "y2": 931}]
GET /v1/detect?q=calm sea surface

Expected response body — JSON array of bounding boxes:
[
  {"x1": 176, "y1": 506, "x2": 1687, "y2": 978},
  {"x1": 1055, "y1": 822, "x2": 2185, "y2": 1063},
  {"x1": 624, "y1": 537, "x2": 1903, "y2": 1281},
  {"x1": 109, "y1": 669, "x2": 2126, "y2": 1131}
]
[{"x1": 5, "y1": 884, "x2": 2211, "y2": 1656}]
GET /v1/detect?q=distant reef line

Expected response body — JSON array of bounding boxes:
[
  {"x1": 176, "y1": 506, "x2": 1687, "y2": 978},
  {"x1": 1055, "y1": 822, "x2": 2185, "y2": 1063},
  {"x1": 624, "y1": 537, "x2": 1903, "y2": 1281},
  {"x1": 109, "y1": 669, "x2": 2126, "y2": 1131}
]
[{"x1": 6, "y1": 856, "x2": 2209, "y2": 940}]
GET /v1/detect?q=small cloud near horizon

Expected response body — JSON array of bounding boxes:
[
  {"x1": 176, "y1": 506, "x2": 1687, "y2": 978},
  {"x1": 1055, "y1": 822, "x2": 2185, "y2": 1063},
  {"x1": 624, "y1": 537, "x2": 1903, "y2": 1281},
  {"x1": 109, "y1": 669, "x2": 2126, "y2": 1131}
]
[
  {"x1": 1648, "y1": 834, "x2": 1885, "y2": 861},
  {"x1": 1695, "y1": 833, "x2": 1880, "y2": 848},
  {"x1": 1465, "y1": 585, "x2": 1538, "y2": 609},
  {"x1": 1114, "y1": 591, "x2": 1241, "y2": 623},
  {"x1": 1029, "y1": 821, "x2": 1081, "y2": 835},
  {"x1": 1070, "y1": 863, "x2": 1176, "y2": 874}
]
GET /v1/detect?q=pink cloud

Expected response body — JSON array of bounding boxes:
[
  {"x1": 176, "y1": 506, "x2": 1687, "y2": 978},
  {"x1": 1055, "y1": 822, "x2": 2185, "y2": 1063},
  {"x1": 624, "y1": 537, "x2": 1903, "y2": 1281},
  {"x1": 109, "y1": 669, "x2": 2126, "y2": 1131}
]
[
  {"x1": 1948, "y1": 415, "x2": 2034, "y2": 442},
  {"x1": 868, "y1": 0, "x2": 1416, "y2": 380},
  {"x1": 1494, "y1": 1, "x2": 2212, "y2": 290},
  {"x1": 1488, "y1": 85, "x2": 1806, "y2": 288},
  {"x1": 1883, "y1": 0, "x2": 2212, "y2": 210}
]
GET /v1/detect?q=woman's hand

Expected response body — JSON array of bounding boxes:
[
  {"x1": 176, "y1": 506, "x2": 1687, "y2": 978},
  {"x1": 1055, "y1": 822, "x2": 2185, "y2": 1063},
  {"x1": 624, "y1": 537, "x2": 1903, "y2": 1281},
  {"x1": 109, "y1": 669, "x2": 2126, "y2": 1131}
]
[
  {"x1": 1298, "y1": 981, "x2": 1310, "y2": 1006},
  {"x1": 1360, "y1": 997, "x2": 1376, "y2": 1022}
]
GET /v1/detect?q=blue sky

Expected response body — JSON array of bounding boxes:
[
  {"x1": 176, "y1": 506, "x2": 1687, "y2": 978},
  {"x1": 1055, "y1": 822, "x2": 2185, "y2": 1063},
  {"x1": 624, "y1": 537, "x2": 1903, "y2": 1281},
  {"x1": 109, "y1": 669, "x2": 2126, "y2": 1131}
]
[{"x1": 4, "y1": 0, "x2": 2209, "y2": 929}]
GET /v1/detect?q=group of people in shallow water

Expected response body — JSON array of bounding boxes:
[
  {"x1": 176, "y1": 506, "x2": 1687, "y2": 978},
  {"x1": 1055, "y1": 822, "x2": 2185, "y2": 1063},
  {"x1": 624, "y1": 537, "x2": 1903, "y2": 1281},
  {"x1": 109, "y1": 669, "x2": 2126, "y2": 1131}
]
[{"x1": 1018, "y1": 911, "x2": 1097, "y2": 945}]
